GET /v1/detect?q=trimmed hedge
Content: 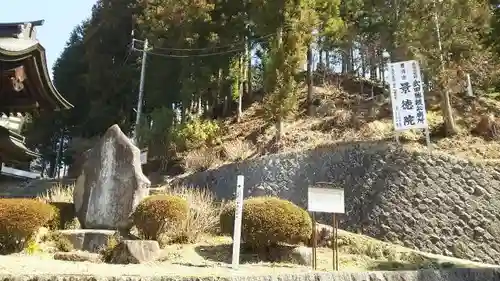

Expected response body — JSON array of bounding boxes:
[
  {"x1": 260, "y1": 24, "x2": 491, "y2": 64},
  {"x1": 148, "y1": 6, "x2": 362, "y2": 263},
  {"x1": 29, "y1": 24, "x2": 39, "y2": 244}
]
[
  {"x1": 47, "y1": 202, "x2": 76, "y2": 230},
  {"x1": 220, "y1": 197, "x2": 312, "y2": 249},
  {"x1": 132, "y1": 195, "x2": 189, "y2": 241},
  {"x1": 0, "y1": 199, "x2": 55, "y2": 254}
]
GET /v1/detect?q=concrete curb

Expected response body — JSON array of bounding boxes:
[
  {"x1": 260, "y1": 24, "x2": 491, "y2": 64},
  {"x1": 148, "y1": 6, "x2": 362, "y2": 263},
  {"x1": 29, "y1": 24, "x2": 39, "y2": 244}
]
[{"x1": 1, "y1": 268, "x2": 500, "y2": 281}]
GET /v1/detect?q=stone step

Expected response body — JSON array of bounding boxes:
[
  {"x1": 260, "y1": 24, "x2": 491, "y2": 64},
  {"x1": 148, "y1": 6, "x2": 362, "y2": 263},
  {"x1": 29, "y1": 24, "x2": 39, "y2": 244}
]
[{"x1": 58, "y1": 229, "x2": 116, "y2": 253}]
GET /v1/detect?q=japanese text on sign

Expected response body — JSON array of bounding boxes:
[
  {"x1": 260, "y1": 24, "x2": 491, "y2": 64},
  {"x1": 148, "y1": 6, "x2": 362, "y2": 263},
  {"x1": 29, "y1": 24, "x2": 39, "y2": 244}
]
[{"x1": 388, "y1": 60, "x2": 428, "y2": 131}]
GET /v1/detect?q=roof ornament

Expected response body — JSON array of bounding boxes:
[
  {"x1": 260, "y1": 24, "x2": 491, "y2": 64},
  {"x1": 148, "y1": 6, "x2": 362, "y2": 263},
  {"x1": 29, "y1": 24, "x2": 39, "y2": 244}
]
[{"x1": 15, "y1": 23, "x2": 32, "y2": 39}]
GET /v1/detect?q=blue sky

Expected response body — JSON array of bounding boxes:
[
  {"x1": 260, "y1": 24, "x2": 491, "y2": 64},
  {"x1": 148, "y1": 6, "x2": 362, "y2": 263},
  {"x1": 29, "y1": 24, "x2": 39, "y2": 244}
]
[{"x1": 0, "y1": 0, "x2": 96, "y2": 76}]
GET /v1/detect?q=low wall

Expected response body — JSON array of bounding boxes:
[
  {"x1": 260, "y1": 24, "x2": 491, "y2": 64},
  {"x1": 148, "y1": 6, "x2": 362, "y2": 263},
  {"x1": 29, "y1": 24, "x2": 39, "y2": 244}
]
[
  {"x1": 2, "y1": 268, "x2": 500, "y2": 281},
  {"x1": 174, "y1": 141, "x2": 500, "y2": 264}
]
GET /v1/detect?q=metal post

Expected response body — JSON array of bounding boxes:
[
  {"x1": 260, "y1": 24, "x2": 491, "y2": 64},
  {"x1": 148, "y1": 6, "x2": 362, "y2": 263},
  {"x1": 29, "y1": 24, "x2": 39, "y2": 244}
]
[
  {"x1": 133, "y1": 38, "x2": 148, "y2": 144},
  {"x1": 335, "y1": 215, "x2": 339, "y2": 271},
  {"x1": 332, "y1": 213, "x2": 336, "y2": 271},
  {"x1": 312, "y1": 212, "x2": 317, "y2": 270}
]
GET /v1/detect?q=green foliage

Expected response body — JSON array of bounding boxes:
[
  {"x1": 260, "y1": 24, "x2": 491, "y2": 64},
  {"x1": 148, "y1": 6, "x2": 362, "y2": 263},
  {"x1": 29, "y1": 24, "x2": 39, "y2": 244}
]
[
  {"x1": 44, "y1": 232, "x2": 74, "y2": 252},
  {"x1": 132, "y1": 195, "x2": 189, "y2": 242},
  {"x1": 173, "y1": 118, "x2": 221, "y2": 150},
  {"x1": 25, "y1": 239, "x2": 41, "y2": 255},
  {"x1": 99, "y1": 234, "x2": 120, "y2": 263},
  {"x1": 137, "y1": 106, "x2": 176, "y2": 160},
  {"x1": 0, "y1": 199, "x2": 55, "y2": 254},
  {"x1": 47, "y1": 202, "x2": 76, "y2": 230},
  {"x1": 220, "y1": 197, "x2": 312, "y2": 249},
  {"x1": 24, "y1": 0, "x2": 499, "y2": 163}
]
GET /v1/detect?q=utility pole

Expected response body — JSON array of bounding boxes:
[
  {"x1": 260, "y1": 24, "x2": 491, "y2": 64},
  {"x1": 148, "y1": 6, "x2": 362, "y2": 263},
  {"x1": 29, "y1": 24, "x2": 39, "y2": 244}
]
[{"x1": 132, "y1": 36, "x2": 149, "y2": 144}]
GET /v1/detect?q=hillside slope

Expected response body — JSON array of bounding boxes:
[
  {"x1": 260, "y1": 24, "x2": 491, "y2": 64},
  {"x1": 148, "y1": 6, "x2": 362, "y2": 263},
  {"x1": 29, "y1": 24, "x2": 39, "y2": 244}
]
[{"x1": 180, "y1": 76, "x2": 500, "y2": 173}]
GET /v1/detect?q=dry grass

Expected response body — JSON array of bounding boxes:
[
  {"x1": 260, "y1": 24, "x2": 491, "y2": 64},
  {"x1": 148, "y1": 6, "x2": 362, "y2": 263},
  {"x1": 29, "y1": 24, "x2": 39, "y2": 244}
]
[
  {"x1": 155, "y1": 185, "x2": 223, "y2": 243},
  {"x1": 184, "y1": 149, "x2": 221, "y2": 172},
  {"x1": 221, "y1": 140, "x2": 256, "y2": 162},
  {"x1": 155, "y1": 231, "x2": 487, "y2": 271},
  {"x1": 40, "y1": 232, "x2": 74, "y2": 252},
  {"x1": 38, "y1": 183, "x2": 74, "y2": 203},
  {"x1": 189, "y1": 81, "x2": 500, "y2": 161}
]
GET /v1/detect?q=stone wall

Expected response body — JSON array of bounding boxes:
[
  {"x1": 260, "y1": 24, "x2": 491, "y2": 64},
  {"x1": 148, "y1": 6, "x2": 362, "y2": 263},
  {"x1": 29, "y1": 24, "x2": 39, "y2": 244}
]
[{"x1": 174, "y1": 141, "x2": 500, "y2": 264}]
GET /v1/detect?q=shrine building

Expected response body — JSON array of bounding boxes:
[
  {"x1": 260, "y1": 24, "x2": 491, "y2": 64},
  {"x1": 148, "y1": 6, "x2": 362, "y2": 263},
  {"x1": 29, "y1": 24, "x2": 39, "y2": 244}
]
[{"x1": 0, "y1": 20, "x2": 73, "y2": 172}]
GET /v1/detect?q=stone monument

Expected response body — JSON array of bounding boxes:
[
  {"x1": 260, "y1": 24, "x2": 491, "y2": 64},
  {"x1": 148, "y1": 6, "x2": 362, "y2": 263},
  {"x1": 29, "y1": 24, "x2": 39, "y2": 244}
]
[{"x1": 74, "y1": 124, "x2": 150, "y2": 230}]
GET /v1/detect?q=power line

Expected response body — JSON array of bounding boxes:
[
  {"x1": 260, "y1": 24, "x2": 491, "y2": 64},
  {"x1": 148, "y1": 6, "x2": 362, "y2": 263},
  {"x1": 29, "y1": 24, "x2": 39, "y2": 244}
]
[
  {"x1": 147, "y1": 47, "x2": 246, "y2": 58},
  {"x1": 132, "y1": 30, "x2": 286, "y2": 58},
  {"x1": 131, "y1": 24, "x2": 295, "y2": 53},
  {"x1": 133, "y1": 33, "x2": 273, "y2": 52}
]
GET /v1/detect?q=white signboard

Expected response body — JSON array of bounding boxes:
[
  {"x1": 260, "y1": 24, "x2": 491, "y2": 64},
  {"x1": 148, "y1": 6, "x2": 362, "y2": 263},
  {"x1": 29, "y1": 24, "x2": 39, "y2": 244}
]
[
  {"x1": 388, "y1": 60, "x2": 428, "y2": 131},
  {"x1": 231, "y1": 175, "x2": 245, "y2": 268},
  {"x1": 307, "y1": 187, "x2": 345, "y2": 213}
]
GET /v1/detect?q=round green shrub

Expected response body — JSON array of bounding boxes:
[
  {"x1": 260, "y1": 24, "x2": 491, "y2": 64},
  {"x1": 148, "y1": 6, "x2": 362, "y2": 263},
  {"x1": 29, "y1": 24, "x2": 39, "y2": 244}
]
[
  {"x1": 220, "y1": 197, "x2": 312, "y2": 249},
  {"x1": 47, "y1": 202, "x2": 76, "y2": 230},
  {"x1": 219, "y1": 201, "x2": 236, "y2": 235},
  {"x1": 132, "y1": 195, "x2": 189, "y2": 241},
  {"x1": 0, "y1": 199, "x2": 55, "y2": 254}
]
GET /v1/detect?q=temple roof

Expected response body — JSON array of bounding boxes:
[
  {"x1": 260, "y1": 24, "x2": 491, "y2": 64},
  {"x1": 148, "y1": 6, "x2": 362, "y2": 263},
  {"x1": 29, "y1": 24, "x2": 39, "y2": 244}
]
[
  {"x1": 0, "y1": 125, "x2": 39, "y2": 162},
  {"x1": 0, "y1": 20, "x2": 73, "y2": 115}
]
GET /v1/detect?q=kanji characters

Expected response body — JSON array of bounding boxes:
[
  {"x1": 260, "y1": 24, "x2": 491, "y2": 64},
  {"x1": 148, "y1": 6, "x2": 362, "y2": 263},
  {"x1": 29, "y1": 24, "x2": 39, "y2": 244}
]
[
  {"x1": 400, "y1": 82, "x2": 411, "y2": 94},
  {"x1": 403, "y1": 115, "x2": 415, "y2": 126},
  {"x1": 401, "y1": 99, "x2": 414, "y2": 110}
]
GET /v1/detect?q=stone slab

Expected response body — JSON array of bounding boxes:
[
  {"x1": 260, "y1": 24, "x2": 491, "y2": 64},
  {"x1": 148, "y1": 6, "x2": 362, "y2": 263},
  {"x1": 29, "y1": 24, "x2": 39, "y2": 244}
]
[
  {"x1": 110, "y1": 240, "x2": 161, "y2": 264},
  {"x1": 58, "y1": 229, "x2": 116, "y2": 253}
]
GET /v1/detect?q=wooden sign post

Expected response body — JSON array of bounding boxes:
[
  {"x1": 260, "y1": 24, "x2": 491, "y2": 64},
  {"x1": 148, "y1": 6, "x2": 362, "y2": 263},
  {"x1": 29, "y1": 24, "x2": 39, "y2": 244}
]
[
  {"x1": 231, "y1": 175, "x2": 245, "y2": 269},
  {"x1": 308, "y1": 184, "x2": 345, "y2": 271}
]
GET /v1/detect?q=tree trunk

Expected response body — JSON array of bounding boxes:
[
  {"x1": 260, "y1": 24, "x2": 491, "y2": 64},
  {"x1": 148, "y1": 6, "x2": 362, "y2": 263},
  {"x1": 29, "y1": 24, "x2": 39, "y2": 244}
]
[
  {"x1": 441, "y1": 89, "x2": 457, "y2": 134},
  {"x1": 341, "y1": 50, "x2": 348, "y2": 74},
  {"x1": 347, "y1": 43, "x2": 354, "y2": 73},
  {"x1": 379, "y1": 49, "x2": 385, "y2": 84},
  {"x1": 222, "y1": 68, "x2": 230, "y2": 117},
  {"x1": 325, "y1": 51, "x2": 330, "y2": 70},
  {"x1": 247, "y1": 40, "x2": 252, "y2": 101},
  {"x1": 361, "y1": 46, "x2": 366, "y2": 77},
  {"x1": 276, "y1": 115, "x2": 283, "y2": 144},
  {"x1": 369, "y1": 46, "x2": 377, "y2": 80},
  {"x1": 197, "y1": 96, "x2": 202, "y2": 116},
  {"x1": 237, "y1": 55, "x2": 243, "y2": 122},
  {"x1": 319, "y1": 48, "x2": 323, "y2": 67},
  {"x1": 307, "y1": 44, "x2": 314, "y2": 116},
  {"x1": 181, "y1": 101, "x2": 187, "y2": 123},
  {"x1": 275, "y1": 26, "x2": 284, "y2": 144},
  {"x1": 244, "y1": 36, "x2": 251, "y2": 100}
]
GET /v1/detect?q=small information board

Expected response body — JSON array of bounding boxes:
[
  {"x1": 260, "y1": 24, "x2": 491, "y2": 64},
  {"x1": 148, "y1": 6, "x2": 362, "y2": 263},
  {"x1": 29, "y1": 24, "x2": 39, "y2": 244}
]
[
  {"x1": 307, "y1": 185, "x2": 345, "y2": 271},
  {"x1": 308, "y1": 187, "x2": 345, "y2": 213}
]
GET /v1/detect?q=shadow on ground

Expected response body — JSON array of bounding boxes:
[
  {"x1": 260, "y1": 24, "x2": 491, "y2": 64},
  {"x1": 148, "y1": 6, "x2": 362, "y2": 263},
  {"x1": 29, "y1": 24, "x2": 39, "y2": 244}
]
[
  {"x1": 195, "y1": 244, "x2": 261, "y2": 264},
  {"x1": 369, "y1": 258, "x2": 458, "y2": 271},
  {"x1": 194, "y1": 243, "x2": 303, "y2": 267}
]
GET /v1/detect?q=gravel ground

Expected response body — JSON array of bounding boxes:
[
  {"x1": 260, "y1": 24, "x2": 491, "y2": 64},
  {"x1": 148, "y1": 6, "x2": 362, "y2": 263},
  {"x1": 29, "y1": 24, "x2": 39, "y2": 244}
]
[{"x1": 0, "y1": 255, "x2": 313, "y2": 278}]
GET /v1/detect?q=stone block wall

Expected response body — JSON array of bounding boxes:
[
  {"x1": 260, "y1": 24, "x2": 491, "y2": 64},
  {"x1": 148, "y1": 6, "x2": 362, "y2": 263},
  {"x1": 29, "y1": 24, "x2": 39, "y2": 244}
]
[{"x1": 173, "y1": 141, "x2": 500, "y2": 264}]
